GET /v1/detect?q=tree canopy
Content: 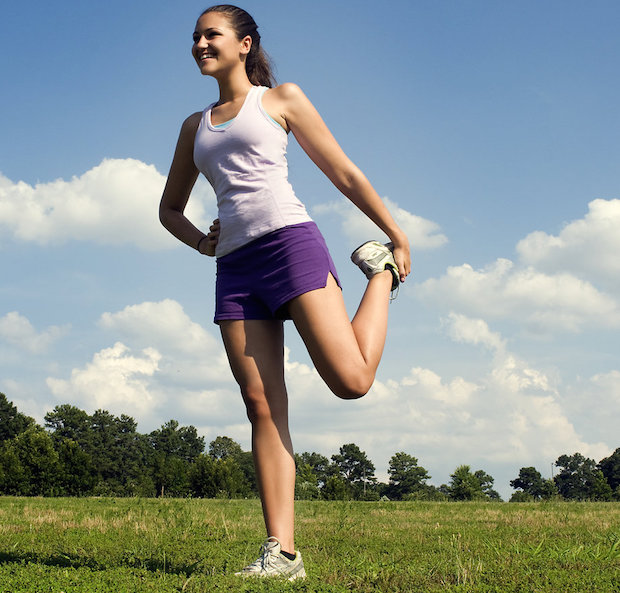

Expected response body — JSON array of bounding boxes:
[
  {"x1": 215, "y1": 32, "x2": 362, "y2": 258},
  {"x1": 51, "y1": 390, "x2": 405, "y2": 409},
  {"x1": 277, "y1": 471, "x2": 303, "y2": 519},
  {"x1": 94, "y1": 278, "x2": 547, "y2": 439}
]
[
  {"x1": 510, "y1": 466, "x2": 556, "y2": 501},
  {"x1": 553, "y1": 453, "x2": 612, "y2": 501},
  {"x1": 0, "y1": 393, "x2": 618, "y2": 501}
]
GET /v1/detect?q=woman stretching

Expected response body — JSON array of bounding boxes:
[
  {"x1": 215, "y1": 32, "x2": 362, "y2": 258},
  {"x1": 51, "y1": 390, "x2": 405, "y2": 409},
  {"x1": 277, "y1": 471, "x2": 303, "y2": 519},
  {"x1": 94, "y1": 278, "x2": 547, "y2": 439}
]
[{"x1": 159, "y1": 4, "x2": 411, "y2": 580}]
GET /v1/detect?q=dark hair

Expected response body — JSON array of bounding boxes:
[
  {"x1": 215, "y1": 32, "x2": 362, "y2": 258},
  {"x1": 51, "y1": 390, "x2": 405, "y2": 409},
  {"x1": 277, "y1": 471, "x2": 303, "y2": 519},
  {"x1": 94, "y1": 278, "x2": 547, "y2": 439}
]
[{"x1": 201, "y1": 5, "x2": 276, "y2": 88}]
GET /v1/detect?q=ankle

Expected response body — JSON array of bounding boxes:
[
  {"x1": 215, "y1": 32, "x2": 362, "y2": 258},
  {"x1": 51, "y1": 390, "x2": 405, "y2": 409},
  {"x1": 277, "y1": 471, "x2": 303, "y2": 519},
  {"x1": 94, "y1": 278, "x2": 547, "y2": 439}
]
[{"x1": 280, "y1": 549, "x2": 296, "y2": 561}]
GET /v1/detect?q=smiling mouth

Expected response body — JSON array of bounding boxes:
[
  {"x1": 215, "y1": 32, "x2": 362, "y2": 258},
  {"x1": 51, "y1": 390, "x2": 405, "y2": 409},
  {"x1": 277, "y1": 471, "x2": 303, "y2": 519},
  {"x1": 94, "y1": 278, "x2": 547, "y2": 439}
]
[{"x1": 199, "y1": 52, "x2": 216, "y2": 61}]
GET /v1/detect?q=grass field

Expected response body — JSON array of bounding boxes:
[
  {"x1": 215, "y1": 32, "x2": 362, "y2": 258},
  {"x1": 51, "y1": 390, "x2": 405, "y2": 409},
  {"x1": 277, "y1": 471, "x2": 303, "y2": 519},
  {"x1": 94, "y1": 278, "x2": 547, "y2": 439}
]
[{"x1": 0, "y1": 497, "x2": 618, "y2": 592}]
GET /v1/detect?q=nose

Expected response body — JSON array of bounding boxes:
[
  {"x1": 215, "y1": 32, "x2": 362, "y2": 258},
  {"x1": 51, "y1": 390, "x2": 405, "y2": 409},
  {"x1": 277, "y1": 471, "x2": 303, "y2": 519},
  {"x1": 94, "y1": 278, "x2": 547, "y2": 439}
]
[{"x1": 195, "y1": 34, "x2": 208, "y2": 49}]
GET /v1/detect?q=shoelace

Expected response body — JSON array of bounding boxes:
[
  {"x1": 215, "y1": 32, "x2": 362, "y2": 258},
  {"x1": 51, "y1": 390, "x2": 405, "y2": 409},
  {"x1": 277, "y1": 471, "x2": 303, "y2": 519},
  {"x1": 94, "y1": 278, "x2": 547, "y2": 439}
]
[{"x1": 245, "y1": 539, "x2": 280, "y2": 571}]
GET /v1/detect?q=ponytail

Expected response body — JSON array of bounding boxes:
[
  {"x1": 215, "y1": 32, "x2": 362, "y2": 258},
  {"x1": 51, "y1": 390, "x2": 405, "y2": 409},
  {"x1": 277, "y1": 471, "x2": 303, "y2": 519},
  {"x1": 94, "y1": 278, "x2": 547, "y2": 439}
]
[{"x1": 201, "y1": 5, "x2": 276, "y2": 88}]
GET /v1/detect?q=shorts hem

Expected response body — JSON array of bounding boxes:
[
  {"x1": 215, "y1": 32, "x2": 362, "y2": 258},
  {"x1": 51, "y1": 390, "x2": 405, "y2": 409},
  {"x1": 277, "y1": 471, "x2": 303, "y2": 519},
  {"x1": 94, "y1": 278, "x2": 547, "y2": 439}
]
[
  {"x1": 213, "y1": 272, "x2": 341, "y2": 324},
  {"x1": 271, "y1": 271, "x2": 341, "y2": 314}
]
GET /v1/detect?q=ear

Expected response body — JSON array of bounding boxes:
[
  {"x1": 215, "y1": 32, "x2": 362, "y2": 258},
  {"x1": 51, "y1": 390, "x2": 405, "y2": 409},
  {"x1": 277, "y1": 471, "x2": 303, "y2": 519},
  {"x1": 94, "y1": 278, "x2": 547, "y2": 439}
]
[{"x1": 239, "y1": 35, "x2": 252, "y2": 56}]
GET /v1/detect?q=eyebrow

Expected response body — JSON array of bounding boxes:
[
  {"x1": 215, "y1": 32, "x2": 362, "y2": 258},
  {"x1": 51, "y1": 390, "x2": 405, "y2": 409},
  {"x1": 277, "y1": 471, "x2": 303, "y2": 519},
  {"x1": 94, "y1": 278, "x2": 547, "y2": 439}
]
[{"x1": 194, "y1": 27, "x2": 221, "y2": 35}]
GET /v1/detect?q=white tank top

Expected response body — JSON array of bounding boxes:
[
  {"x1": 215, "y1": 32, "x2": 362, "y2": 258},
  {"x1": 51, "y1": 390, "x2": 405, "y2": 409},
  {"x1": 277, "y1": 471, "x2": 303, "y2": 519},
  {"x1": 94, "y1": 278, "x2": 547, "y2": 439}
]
[{"x1": 193, "y1": 85, "x2": 312, "y2": 257}]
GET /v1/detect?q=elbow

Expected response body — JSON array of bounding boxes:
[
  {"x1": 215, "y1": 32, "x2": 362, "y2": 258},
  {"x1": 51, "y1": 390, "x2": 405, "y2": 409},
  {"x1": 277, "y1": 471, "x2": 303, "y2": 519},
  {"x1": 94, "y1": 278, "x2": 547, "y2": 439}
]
[
  {"x1": 158, "y1": 207, "x2": 168, "y2": 230},
  {"x1": 333, "y1": 164, "x2": 366, "y2": 195},
  {"x1": 159, "y1": 203, "x2": 173, "y2": 230},
  {"x1": 158, "y1": 205, "x2": 167, "y2": 226}
]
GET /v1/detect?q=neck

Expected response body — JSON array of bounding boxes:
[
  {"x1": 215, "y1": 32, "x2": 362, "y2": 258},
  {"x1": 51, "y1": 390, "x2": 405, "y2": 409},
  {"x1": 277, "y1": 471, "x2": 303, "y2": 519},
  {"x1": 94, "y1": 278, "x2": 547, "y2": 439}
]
[{"x1": 216, "y1": 69, "x2": 253, "y2": 105}]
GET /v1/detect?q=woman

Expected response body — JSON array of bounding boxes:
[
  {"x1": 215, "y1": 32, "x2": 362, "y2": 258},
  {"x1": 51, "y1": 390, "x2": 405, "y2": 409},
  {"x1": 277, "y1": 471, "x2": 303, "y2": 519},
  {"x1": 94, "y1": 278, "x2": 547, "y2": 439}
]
[{"x1": 159, "y1": 4, "x2": 411, "y2": 580}]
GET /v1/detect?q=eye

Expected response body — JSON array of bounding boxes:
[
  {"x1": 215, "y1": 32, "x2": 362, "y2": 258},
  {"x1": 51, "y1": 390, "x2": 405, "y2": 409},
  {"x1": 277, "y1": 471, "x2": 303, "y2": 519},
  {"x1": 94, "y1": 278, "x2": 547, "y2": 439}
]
[{"x1": 192, "y1": 32, "x2": 200, "y2": 43}]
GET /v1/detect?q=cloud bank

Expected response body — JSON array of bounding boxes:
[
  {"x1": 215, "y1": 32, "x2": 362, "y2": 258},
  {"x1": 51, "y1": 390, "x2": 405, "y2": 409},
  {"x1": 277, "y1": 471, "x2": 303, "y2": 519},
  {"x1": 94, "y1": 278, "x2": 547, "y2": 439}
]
[
  {"x1": 0, "y1": 159, "x2": 214, "y2": 251},
  {"x1": 415, "y1": 199, "x2": 620, "y2": 334},
  {"x1": 517, "y1": 198, "x2": 620, "y2": 284},
  {"x1": 40, "y1": 299, "x2": 613, "y2": 495},
  {"x1": 313, "y1": 197, "x2": 448, "y2": 249},
  {"x1": 0, "y1": 312, "x2": 69, "y2": 354}
]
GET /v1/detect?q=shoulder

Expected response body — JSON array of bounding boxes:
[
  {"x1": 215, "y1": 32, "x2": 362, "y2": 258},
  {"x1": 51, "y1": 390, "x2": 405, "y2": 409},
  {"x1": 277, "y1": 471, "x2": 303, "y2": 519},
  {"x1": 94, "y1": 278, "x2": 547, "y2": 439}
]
[
  {"x1": 174, "y1": 111, "x2": 203, "y2": 146},
  {"x1": 264, "y1": 83, "x2": 318, "y2": 127},
  {"x1": 181, "y1": 111, "x2": 203, "y2": 134},
  {"x1": 267, "y1": 82, "x2": 307, "y2": 103}
]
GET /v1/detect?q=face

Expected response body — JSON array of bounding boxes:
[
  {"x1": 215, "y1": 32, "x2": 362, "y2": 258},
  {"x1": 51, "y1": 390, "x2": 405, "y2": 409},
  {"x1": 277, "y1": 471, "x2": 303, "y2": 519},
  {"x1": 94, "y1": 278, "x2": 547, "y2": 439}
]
[{"x1": 192, "y1": 12, "x2": 251, "y2": 77}]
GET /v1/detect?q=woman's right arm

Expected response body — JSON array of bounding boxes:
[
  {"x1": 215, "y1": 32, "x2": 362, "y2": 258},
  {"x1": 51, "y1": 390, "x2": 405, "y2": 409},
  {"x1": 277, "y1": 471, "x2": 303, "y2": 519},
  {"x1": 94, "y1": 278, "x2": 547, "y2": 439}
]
[{"x1": 159, "y1": 112, "x2": 217, "y2": 255}]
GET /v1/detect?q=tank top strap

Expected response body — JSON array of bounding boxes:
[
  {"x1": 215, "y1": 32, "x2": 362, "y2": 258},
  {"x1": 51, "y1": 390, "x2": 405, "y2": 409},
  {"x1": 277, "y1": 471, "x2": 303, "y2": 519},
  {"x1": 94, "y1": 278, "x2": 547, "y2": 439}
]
[{"x1": 251, "y1": 86, "x2": 286, "y2": 132}]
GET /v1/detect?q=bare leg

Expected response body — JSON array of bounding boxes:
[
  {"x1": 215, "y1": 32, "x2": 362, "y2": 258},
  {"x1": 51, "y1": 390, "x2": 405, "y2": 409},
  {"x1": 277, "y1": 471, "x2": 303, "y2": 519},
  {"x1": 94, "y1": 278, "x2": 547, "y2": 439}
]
[
  {"x1": 219, "y1": 319, "x2": 296, "y2": 554},
  {"x1": 288, "y1": 271, "x2": 393, "y2": 399}
]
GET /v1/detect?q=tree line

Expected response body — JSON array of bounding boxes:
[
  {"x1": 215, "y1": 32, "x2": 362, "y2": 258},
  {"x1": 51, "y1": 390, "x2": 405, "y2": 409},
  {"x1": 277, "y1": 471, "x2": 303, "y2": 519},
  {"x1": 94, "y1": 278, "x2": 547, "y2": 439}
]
[{"x1": 1, "y1": 393, "x2": 618, "y2": 501}]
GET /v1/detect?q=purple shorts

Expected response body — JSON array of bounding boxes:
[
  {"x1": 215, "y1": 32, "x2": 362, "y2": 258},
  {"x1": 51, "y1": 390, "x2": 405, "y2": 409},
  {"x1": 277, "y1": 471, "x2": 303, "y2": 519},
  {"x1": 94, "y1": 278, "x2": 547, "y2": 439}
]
[{"x1": 214, "y1": 222, "x2": 341, "y2": 322}]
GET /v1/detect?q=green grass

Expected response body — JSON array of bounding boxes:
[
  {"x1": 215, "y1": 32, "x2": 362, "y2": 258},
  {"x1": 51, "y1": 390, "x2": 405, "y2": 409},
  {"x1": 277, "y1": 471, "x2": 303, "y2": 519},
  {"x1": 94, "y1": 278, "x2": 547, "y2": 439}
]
[{"x1": 0, "y1": 497, "x2": 619, "y2": 592}]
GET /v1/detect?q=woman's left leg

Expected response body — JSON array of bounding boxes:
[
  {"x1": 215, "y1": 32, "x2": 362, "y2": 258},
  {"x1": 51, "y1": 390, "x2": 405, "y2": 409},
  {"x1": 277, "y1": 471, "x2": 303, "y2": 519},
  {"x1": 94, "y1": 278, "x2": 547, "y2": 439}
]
[{"x1": 219, "y1": 319, "x2": 296, "y2": 554}]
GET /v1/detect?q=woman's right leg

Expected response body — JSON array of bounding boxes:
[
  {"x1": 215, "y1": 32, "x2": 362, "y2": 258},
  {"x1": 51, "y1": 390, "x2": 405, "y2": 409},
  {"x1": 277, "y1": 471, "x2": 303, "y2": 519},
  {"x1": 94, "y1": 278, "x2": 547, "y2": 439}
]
[
  {"x1": 219, "y1": 319, "x2": 296, "y2": 555},
  {"x1": 288, "y1": 270, "x2": 393, "y2": 399}
]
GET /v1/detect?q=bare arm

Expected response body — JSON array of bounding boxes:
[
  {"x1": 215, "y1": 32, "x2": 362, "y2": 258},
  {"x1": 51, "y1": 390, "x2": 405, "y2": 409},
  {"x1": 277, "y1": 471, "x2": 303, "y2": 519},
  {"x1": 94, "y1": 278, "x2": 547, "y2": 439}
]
[
  {"x1": 159, "y1": 113, "x2": 218, "y2": 256},
  {"x1": 265, "y1": 83, "x2": 411, "y2": 280}
]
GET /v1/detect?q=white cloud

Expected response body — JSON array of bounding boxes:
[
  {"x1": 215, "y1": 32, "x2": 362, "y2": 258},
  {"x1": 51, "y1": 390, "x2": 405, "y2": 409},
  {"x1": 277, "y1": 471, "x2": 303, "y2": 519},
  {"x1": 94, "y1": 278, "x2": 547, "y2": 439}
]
[
  {"x1": 563, "y1": 370, "x2": 620, "y2": 446},
  {"x1": 98, "y1": 299, "x2": 231, "y2": 385},
  {"x1": 285, "y1": 313, "x2": 612, "y2": 495},
  {"x1": 99, "y1": 299, "x2": 219, "y2": 355},
  {"x1": 46, "y1": 342, "x2": 162, "y2": 417},
  {"x1": 443, "y1": 311, "x2": 505, "y2": 351},
  {"x1": 401, "y1": 368, "x2": 478, "y2": 406},
  {"x1": 0, "y1": 311, "x2": 69, "y2": 354},
  {"x1": 517, "y1": 198, "x2": 620, "y2": 284},
  {"x1": 45, "y1": 300, "x2": 238, "y2": 426},
  {"x1": 38, "y1": 297, "x2": 614, "y2": 497},
  {"x1": 313, "y1": 197, "x2": 448, "y2": 249},
  {"x1": 0, "y1": 159, "x2": 214, "y2": 251},
  {"x1": 416, "y1": 258, "x2": 620, "y2": 333}
]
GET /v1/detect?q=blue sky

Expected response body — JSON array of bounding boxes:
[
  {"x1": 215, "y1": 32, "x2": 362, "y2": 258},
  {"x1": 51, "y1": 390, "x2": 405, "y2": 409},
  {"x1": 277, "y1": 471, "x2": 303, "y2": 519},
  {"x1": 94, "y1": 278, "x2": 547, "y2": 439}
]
[{"x1": 1, "y1": 0, "x2": 619, "y2": 498}]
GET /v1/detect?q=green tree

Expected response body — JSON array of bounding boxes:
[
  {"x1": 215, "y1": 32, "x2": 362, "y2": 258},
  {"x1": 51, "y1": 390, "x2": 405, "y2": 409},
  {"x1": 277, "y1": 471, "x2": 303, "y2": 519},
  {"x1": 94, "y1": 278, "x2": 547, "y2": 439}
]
[
  {"x1": 0, "y1": 426, "x2": 60, "y2": 495},
  {"x1": 554, "y1": 453, "x2": 613, "y2": 501},
  {"x1": 90, "y1": 410, "x2": 151, "y2": 495},
  {"x1": 150, "y1": 420, "x2": 205, "y2": 462},
  {"x1": 0, "y1": 444, "x2": 27, "y2": 494},
  {"x1": 44, "y1": 404, "x2": 91, "y2": 444},
  {"x1": 149, "y1": 420, "x2": 205, "y2": 497},
  {"x1": 510, "y1": 466, "x2": 557, "y2": 500},
  {"x1": 474, "y1": 469, "x2": 501, "y2": 500},
  {"x1": 448, "y1": 465, "x2": 501, "y2": 501},
  {"x1": 208, "y1": 436, "x2": 255, "y2": 495},
  {"x1": 331, "y1": 443, "x2": 376, "y2": 499},
  {"x1": 399, "y1": 483, "x2": 448, "y2": 501},
  {"x1": 45, "y1": 405, "x2": 153, "y2": 495},
  {"x1": 386, "y1": 452, "x2": 430, "y2": 500},
  {"x1": 0, "y1": 393, "x2": 34, "y2": 442},
  {"x1": 55, "y1": 438, "x2": 97, "y2": 496},
  {"x1": 209, "y1": 435, "x2": 243, "y2": 460},
  {"x1": 294, "y1": 463, "x2": 320, "y2": 500},
  {"x1": 448, "y1": 465, "x2": 483, "y2": 500},
  {"x1": 598, "y1": 448, "x2": 620, "y2": 498},
  {"x1": 152, "y1": 453, "x2": 189, "y2": 497},
  {"x1": 322, "y1": 475, "x2": 351, "y2": 500},
  {"x1": 189, "y1": 454, "x2": 248, "y2": 498},
  {"x1": 295, "y1": 451, "x2": 331, "y2": 489}
]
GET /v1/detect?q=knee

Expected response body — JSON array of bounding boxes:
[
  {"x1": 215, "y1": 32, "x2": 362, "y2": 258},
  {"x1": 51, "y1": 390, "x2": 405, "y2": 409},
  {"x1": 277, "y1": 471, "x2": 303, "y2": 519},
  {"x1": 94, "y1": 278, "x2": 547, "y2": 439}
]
[
  {"x1": 242, "y1": 388, "x2": 270, "y2": 424},
  {"x1": 328, "y1": 371, "x2": 374, "y2": 400},
  {"x1": 241, "y1": 384, "x2": 285, "y2": 424}
]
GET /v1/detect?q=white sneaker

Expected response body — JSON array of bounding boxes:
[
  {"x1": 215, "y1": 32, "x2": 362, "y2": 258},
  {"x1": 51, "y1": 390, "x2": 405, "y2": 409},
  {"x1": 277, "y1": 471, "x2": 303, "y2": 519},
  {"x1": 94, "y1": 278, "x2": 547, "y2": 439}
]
[
  {"x1": 235, "y1": 537, "x2": 306, "y2": 581},
  {"x1": 351, "y1": 240, "x2": 400, "y2": 298}
]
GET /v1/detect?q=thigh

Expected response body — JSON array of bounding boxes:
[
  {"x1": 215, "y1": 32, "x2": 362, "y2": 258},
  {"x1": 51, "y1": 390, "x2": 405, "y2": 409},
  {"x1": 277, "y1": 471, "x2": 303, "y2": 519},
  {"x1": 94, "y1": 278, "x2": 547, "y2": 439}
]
[
  {"x1": 219, "y1": 319, "x2": 287, "y2": 404},
  {"x1": 287, "y1": 274, "x2": 365, "y2": 388}
]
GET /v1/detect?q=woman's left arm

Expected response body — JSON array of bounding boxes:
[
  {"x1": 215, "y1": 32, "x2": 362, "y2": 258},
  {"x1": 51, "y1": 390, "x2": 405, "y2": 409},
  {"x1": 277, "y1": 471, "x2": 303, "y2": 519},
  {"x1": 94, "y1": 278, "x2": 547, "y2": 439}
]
[{"x1": 268, "y1": 83, "x2": 411, "y2": 280}]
